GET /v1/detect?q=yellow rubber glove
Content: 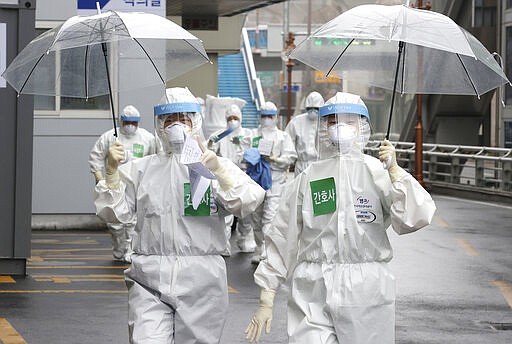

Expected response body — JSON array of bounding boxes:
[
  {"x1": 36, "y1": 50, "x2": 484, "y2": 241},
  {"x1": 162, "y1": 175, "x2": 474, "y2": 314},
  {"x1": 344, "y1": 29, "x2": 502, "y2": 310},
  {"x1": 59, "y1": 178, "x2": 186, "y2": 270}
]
[
  {"x1": 93, "y1": 171, "x2": 104, "y2": 184},
  {"x1": 245, "y1": 289, "x2": 276, "y2": 343},
  {"x1": 106, "y1": 140, "x2": 125, "y2": 189},
  {"x1": 196, "y1": 136, "x2": 235, "y2": 191},
  {"x1": 379, "y1": 139, "x2": 402, "y2": 183}
]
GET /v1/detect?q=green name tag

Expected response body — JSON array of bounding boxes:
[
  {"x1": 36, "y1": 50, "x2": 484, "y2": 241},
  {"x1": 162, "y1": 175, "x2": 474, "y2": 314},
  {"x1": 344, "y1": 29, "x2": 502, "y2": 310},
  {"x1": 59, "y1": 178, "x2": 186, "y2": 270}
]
[
  {"x1": 252, "y1": 136, "x2": 262, "y2": 148},
  {"x1": 132, "y1": 143, "x2": 144, "y2": 158},
  {"x1": 310, "y1": 177, "x2": 336, "y2": 216},
  {"x1": 184, "y1": 183, "x2": 211, "y2": 216}
]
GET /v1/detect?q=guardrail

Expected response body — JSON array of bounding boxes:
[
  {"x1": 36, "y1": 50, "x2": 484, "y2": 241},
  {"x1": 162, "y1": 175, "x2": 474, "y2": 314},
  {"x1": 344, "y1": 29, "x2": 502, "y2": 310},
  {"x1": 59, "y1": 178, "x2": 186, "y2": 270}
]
[
  {"x1": 364, "y1": 141, "x2": 512, "y2": 194},
  {"x1": 241, "y1": 28, "x2": 265, "y2": 110}
]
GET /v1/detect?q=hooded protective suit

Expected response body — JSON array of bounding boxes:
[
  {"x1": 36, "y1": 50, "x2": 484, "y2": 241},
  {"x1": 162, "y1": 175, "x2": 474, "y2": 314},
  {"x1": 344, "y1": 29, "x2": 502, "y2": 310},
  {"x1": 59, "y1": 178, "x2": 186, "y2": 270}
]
[
  {"x1": 249, "y1": 101, "x2": 297, "y2": 261},
  {"x1": 250, "y1": 92, "x2": 436, "y2": 344},
  {"x1": 89, "y1": 105, "x2": 156, "y2": 262},
  {"x1": 285, "y1": 91, "x2": 324, "y2": 175},
  {"x1": 95, "y1": 87, "x2": 265, "y2": 344},
  {"x1": 209, "y1": 104, "x2": 255, "y2": 253},
  {"x1": 210, "y1": 104, "x2": 253, "y2": 169}
]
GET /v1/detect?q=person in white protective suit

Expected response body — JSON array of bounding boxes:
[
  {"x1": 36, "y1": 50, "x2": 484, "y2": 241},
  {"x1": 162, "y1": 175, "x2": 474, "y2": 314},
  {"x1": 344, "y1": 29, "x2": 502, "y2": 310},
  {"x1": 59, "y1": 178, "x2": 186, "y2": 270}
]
[
  {"x1": 245, "y1": 92, "x2": 436, "y2": 344},
  {"x1": 89, "y1": 105, "x2": 156, "y2": 263},
  {"x1": 248, "y1": 101, "x2": 297, "y2": 263},
  {"x1": 94, "y1": 87, "x2": 265, "y2": 344},
  {"x1": 285, "y1": 91, "x2": 324, "y2": 176},
  {"x1": 208, "y1": 104, "x2": 257, "y2": 253}
]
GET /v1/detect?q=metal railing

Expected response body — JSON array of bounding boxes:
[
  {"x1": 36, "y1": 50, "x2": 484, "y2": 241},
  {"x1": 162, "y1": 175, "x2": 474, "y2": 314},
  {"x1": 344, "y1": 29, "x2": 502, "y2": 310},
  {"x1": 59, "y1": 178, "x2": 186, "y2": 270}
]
[
  {"x1": 365, "y1": 141, "x2": 512, "y2": 194},
  {"x1": 241, "y1": 28, "x2": 265, "y2": 110}
]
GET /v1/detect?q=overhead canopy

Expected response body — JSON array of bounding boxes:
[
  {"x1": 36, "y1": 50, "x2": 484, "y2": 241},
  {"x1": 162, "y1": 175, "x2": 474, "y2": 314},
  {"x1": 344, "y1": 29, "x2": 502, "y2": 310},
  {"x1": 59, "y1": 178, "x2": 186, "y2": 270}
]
[{"x1": 167, "y1": 0, "x2": 287, "y2": 17}]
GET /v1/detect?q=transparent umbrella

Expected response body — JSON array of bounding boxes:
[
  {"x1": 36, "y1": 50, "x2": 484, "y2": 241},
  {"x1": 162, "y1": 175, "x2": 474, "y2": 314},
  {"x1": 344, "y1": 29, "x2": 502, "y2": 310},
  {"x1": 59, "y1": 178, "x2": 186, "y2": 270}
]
[
  {"x1": 1, "y1": 9, "x2": 210, "y2": 136},
  {"x1": 290, "y1": 3, "x2": 510, "y2": 138}
]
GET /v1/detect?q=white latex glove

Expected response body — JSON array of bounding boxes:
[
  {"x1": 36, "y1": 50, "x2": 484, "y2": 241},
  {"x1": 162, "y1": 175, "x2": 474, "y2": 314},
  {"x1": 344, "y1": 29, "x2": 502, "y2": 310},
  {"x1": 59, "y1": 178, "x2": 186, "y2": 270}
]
[
  {"x1": 245, "y1": 289, "x2": 276, "y2": 343},
  {"x1": 106, "y1": 140, "x2": 125, "y2": 189},
  {"x1": 378, "y1": 140, "x2": 401, "y2": 183},
  {"x1": 196, "y1": 136, "x2": 235, "y2": 191},
  {"x1": 93, "y1": 171, "x2": 104, "y2": 184}
]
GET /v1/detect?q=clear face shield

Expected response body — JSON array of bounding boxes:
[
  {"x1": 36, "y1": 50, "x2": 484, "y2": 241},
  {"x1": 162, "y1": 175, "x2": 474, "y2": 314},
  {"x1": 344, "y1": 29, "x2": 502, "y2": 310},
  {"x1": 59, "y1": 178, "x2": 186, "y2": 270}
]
[{"x1": 316, "y1": 112, "x2": 371, "y2": 160}]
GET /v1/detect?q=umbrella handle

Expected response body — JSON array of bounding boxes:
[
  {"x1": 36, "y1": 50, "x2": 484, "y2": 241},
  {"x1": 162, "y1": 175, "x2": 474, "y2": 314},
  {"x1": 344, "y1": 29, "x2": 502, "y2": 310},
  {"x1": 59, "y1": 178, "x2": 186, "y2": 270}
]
[
  {"x1": 386, "y1": 41, "x2": 405, "y2": 139},
  {"x1": 101, "y1": 42, "x2": 117, "y2": 137}
]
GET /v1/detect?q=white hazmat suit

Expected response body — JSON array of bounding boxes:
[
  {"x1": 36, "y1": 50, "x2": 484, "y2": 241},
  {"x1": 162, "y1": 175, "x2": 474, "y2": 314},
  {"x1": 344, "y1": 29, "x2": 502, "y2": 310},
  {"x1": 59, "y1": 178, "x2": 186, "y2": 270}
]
[
  {"x1": 209, "y1": 104, "x2": 256, "y2": 253},
  {"x1": 285, "y1": 91, "x2": 324, "y2": 175},
  {"x1": 89, "y1": 105, "x2": 156, "y2": 262},
  {"x1": 249, "y1": 101, "x2": 297, "y2": 262},
  {"x1": 95, "y1": 87, "x2": 265, "y2": 344},
  {"x1": 247, "y1": 92, "x2": 436, "y2": 344}
]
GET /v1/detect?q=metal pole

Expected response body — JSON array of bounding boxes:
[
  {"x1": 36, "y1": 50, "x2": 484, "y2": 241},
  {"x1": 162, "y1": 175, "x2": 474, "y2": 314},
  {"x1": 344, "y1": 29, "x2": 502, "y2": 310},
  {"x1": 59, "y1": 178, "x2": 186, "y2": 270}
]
[
  {"x1": 286, "y1": 32, "x2": 295, "y2": 124},
  {"x1": 414, "y1": 0, "x2": 426, "y2": 187},
  {"x1": 287, "y1": 59, "x2": 293, "y2": 123},
  {"x1": 415, "y1": 95, "x2": 424, "y2": 186},
  {"x1": 305, "y1": 0, "x2": 312, "y2": 92},
  {"x1": 282, "y1": 2, "x2": 288, "y2": 93}
]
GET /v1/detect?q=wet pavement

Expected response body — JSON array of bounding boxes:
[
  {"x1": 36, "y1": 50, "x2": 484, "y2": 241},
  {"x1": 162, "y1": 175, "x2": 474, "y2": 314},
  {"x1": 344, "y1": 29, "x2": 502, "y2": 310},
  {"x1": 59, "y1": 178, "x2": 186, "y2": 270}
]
[{"x1": 0, "y1": 194, "x2": 511, "y2": 343}]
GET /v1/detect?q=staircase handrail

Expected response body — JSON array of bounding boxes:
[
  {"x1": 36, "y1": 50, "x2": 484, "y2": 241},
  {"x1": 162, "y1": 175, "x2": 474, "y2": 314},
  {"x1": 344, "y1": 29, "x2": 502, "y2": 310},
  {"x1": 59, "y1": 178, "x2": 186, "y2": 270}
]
[{"x1": 241, "y1": 28, "x2": 265, "y2": 110}]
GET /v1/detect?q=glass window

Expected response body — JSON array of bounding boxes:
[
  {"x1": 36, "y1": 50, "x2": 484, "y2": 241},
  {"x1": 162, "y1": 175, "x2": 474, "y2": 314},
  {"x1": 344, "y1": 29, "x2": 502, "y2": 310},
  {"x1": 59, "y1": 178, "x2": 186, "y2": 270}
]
[
  {"x1": 34, "y1": 29, "x2": 56, "y2": 111},
  {"x1": 474, "y1": 1, "x2": 496, "y2": 27},
  {"x1": 61, "y1": 96, "x2": 109, "y2": 110},
  {"x1": 33, "y1": 28, "x2": 110, "y2": 114},
  {"x1": 507, "y1": 0, "x2": 512, "y2": 9},
  {"x1": 60, "y1": 47, "x2": 109, "y2": 110},
  {"x1": 505, "y1": 121, "x2": 512, "y2": 148},
  {"x1": 506, "y1": 27, "x2": 512, "y2": 105},
  {"x1": 247, "y1": 29, "x2": 268, "y2": 49}
]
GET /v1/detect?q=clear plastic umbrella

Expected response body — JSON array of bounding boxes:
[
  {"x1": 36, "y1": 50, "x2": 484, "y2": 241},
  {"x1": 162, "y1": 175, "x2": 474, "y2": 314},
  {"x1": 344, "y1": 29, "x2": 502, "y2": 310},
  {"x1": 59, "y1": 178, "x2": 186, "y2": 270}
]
[
  {"x1": 290, "y1": 3, "x2": 510, "y2": 138},
  {"x1": 2, "y1": 9, "x2": 210, "y2": 136}
]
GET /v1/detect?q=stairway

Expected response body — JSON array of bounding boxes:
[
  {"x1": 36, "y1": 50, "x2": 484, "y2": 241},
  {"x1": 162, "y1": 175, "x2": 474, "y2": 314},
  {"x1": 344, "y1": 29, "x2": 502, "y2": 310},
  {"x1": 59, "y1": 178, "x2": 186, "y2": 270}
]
[{"x1": 217, "y1": 53, "x2": 259, "y2": 129}]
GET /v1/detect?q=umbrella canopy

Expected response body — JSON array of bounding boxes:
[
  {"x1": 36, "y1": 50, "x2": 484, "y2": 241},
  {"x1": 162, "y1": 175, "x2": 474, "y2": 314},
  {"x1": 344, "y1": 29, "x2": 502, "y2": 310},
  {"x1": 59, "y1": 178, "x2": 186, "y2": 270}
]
[
  {"x1": 3, "y1": 10, "x2": 209, "y2": 98},
  {"x1": 2, "y1": 10, "x2": 210, "y2": 136},
  {"x1": 290, "y1": 4, "x2": 509, "y2": 97}
]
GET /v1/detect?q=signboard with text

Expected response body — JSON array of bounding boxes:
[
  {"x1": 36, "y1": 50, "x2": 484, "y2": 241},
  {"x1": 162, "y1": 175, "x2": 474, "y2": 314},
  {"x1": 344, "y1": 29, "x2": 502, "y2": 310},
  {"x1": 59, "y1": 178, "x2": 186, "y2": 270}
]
[{"x1": 77, "y1": 0, "x2": 165, "y2": 16}]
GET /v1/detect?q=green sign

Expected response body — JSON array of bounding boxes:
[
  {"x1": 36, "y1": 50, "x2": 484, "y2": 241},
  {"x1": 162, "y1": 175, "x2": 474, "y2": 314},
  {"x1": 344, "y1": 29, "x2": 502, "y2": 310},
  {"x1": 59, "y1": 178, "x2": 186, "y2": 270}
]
[
  {"x1": 132, "y1": 143, "x2": 144, "y2": 158},
  {"x1": 184, "y1": 183, "x2": 211, "y2": 216},
  {"x1": 310, "y1": 177, "x2": 336, "y2": 216},
  {"x1": 252, "y1": 136, "x2": 263, "y2": 148}
]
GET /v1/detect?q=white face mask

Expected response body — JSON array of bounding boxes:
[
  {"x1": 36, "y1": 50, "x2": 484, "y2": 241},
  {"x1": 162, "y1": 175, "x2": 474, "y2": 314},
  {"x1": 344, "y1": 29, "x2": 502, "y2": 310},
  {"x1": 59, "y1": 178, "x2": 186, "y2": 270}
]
[
  {"x1": 307, "y1": 109, "x2": 319, "y2": 121},
  {"x1": 227, "y1": 119, "x2": 240, "y2": 129},
  {"x1": 260, "y1": 117, "x2": 274, "y2": 128},
  {"x1": 328, "y1": 123, "x2": 357, "y2": 153},
  {"x1": 164, "y1": 122, "x2": 190, "y2": 144},
  {"x1": 122, "y1": 124, "x2": 137, "y2": 135}
]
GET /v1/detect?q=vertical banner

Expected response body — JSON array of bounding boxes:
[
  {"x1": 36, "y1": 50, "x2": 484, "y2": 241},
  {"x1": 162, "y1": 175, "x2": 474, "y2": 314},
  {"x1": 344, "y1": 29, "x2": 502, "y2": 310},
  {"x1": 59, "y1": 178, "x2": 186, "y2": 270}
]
[
  {"x1": 77, "y1": 0, "x2": 166, "y2": 17},
  {"x1": 0, "y1": 23, "x2": 6, "y2": 88}
]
